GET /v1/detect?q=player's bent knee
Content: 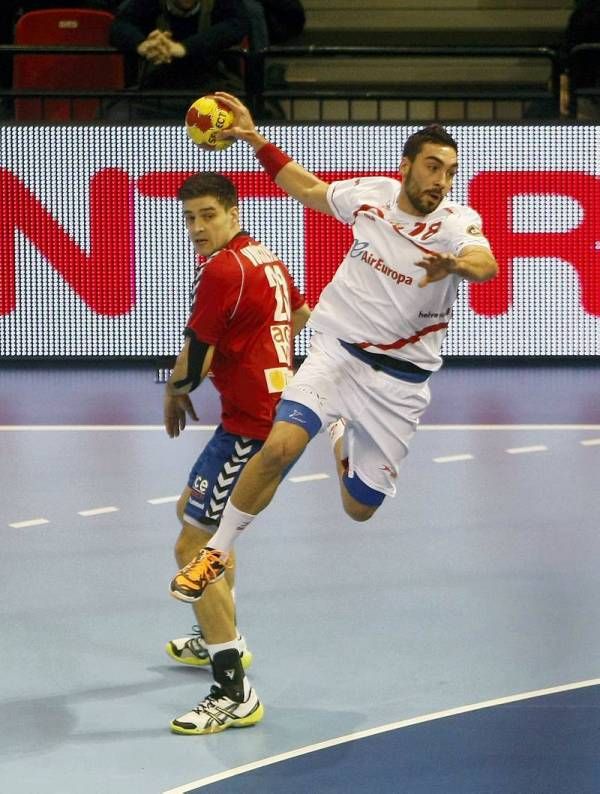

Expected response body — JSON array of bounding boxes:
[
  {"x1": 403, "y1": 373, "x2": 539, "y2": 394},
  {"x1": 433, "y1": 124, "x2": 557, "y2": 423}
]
[
  {"x1": 174, "y1": 523, "x2": 213, "y2": 566},
  {"x1": 257, "y1": 441, "x2": 297, "y2": 475},
  {"x1": 259, "y1": 428, "x2": 309, "y2": 474},
  {"x1": 343, "y1": 499, "x2": 379, "y2": 522},
  {"x1": 341, "y1": 471, "x2": 385, "y2": 521}
]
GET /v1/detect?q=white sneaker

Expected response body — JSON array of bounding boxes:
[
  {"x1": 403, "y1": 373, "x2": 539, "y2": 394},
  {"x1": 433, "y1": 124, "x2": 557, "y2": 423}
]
[
  {"x1": 165, "y1": 628, "x2": 253, "y2": 670},
  {"x1": 170, "y1": 684, "x2": 264, "y2": 734}
]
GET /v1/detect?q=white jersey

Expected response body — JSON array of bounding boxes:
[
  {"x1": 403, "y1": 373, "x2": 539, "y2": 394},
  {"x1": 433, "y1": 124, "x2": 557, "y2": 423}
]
[{"x1": 309, "y1": 176, "x2": 491, "y2": 371}]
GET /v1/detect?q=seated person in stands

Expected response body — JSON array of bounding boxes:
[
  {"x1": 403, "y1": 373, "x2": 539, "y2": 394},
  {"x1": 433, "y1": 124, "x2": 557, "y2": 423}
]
[
  {"x1": 110, "y1": 0, "x2": 249, "y2": 102},
  {"x1": 562, "y1": 0, "x2": 600, "y2": 118},
  {"x1": 253, "y1": 0, "x2": 305, "y2": 48},
  {"x1": 243, "y1": 0, "x2": 305, "y2": 117}
]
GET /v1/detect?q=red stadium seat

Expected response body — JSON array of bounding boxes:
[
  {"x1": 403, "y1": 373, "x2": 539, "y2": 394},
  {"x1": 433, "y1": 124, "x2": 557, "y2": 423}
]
[{"x1": 14, "y1": 8, "x2": 124, "y2": 121}]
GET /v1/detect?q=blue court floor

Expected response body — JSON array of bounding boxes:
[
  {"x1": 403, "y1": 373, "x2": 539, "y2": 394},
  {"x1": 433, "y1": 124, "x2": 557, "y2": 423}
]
[{"x1": 1, "y1": 362, "x2": 599, "y2": 793}]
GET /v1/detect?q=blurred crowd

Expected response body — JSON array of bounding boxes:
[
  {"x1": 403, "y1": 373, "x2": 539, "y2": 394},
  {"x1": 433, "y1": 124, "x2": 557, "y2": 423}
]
[
  {"x1": 1, "y1": 0, "x2": 305, "y2": 119},
  {"x1": 2, "y1": 0, "x2": 600, "y2": 120}
]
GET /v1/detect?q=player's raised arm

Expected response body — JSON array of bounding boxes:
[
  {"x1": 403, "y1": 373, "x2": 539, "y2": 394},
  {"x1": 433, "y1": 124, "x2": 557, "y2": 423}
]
[{"x1": 214, "y1": 92, "x2": 333, "y2": 216}]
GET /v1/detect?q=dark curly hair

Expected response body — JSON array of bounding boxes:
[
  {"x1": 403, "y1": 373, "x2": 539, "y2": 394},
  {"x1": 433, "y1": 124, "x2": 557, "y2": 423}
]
[
  {"x1": 402, "y1": 125, "x2": 458, "y2": 160},
  {"x1": 177, "y1": 172, "x2": 237, "y2": 208}
]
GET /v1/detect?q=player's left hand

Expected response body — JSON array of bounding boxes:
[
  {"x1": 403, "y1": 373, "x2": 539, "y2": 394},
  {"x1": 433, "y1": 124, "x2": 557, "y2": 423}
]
[
  {"x1": 164, "y1": 393, "x2": 199, "y2": 438},
  {"x1": 415, "y1": 252, "x2": 458, "y2": 287}
]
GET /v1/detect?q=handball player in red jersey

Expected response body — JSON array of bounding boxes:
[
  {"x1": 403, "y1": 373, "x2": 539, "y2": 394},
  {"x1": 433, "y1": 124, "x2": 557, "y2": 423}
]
[{"x1": 164, "y1": 172, "x2": 310, "y2": 734}]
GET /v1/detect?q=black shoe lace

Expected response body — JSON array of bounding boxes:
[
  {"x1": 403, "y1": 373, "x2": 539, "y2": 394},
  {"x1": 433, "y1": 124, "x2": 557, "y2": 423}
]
[
  {"x1": 193, "y1": 685, "x2": 226, "y2": 714},
  {"x1": 188, "y1": 625, "x2": 206, "y2": 656}
]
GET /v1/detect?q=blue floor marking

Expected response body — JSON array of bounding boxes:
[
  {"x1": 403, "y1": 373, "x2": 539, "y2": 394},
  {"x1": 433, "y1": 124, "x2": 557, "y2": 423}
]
[{"x1": 184, "y1": 685, "x2": 600, "y2": 793}]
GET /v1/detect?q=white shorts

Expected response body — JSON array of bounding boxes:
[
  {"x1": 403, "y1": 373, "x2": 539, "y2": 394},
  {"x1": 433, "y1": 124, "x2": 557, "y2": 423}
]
[{"x1": 282, "y1": 332, "x2": 431, "y2": 497}]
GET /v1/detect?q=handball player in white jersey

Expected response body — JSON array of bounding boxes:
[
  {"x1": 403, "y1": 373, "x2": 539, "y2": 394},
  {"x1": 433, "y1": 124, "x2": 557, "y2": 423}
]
[{"x1": 170, "y1": 94, "x2": 499, "y2": 603}]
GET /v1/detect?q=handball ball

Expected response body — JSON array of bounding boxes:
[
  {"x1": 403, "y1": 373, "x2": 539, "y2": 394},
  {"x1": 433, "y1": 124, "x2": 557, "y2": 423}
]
[{"x1": 185, "y1": 96, "x2": 234, "y2": 151}]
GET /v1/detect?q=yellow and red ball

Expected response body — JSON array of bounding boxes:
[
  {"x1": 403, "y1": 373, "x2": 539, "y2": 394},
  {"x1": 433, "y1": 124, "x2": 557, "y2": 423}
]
[{"x1": 185, "y1": 96, "x2": 234, "y2": 151}]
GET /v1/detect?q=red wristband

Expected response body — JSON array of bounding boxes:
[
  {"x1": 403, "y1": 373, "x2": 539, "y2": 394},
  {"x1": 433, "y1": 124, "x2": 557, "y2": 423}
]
[{"x1": 256, "y1": 143, "x2": 292, "y2": 179}]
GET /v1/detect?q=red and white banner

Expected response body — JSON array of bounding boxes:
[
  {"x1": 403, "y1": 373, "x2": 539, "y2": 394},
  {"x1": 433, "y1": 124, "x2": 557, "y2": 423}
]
[{"x1": 1, "y1": 124, "x2": 599, "y2": 356}]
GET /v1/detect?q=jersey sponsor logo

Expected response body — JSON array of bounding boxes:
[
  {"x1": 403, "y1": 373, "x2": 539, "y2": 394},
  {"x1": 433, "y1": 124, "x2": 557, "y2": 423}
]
[
  {"x1": 379, "y1": 464, "x2": 397, "y2": 477},
  {"x1": 351, "y1": 241, "x2": 413, "y2": 286},
  {"x1": 419, "y1": 308, "x2": 451, "y2": 319},
  {"x1": 192, "y1": 476, "x2": 209, "y2": 495},
  {"x1": 466, "y1": 224, "x2": 483, "y2": 236},
  {"x1": 264, "y1": 366, "x2": 292, "y2": 393},
  {"x1": 270, "y1": 323, "x2": 291, "y2": 364},
  {"x1": 350, "y1": 240, "x2": 370, "y2": 258}
]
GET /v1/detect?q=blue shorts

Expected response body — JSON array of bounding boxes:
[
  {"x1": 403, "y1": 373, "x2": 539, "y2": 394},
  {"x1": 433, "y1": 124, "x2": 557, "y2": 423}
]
[{"x1": 184, "y1": 425, "x2": 263, "y2": 527}]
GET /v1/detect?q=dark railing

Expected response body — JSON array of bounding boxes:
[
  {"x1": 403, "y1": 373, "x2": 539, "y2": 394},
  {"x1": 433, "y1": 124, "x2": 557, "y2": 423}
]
[
  {"x1": 244, "y1": 45, "x2": 562, "y2": 121},
  {"x1": 0, "y1": 42, "x2": 569, "y2": 122},
  {"x1": 567, "y1": 43, "x2": 600, "y2": 117}
]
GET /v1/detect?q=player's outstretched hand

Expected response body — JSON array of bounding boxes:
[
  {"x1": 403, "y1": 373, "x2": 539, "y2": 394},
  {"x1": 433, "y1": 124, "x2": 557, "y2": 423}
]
[
  {"x1": 213, "y1": 92, "x2": 260, "y2": 144},
  {"x1": 164, "y1": 393, "x2": 199, "y2": 438},
  {"x1": 415, "y1": 252, "x2": 458, "y2": 287}
]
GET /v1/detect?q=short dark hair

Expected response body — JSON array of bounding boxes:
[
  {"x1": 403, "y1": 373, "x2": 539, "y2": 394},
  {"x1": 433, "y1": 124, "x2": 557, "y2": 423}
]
[
  {"x1": 177, "y1": 172, "x2": 237, "y2": 208},
  {"x1": 402, "y1": 124, "x2": 458, "y2": 161}
]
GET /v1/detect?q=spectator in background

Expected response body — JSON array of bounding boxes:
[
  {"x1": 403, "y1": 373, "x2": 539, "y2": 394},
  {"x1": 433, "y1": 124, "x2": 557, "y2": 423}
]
[
  {"x1": 0, "y1": 8, "x2": 17, "y2": 114},
  {"x1": 243, "y1": 0, "x2": 305, "y2": 118},
  {"x1": 562, "y1": 0, "x2": 600, "y2": 118},
  {"x1": 110, "y1": 0, "x2": 249, "y2": 117},
  {"x1": 247, "y1": 0, "x2": 305, "y2": 50}
]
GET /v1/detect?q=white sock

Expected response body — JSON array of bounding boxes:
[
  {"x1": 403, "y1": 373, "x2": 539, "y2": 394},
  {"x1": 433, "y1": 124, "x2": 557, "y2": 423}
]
[
  {"x1": 208, "y1": 501, "x2": 256, "y2": 553},
  {"x1": 205, "y1": 638, "x2": 243, "y2": 656}
]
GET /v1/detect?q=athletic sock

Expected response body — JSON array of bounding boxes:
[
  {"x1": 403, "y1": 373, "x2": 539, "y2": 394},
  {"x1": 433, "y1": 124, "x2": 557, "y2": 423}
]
[
  {"x1": 205, "y1": 637, "x2": 244, "y2": 656},
  {"x1": 208, "y1": 501, "x2": 256, "y2": 553}
]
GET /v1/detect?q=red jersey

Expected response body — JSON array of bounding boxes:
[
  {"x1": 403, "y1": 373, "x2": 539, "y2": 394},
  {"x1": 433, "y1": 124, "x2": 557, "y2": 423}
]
[{"x1": 186, "y1": 232, "x2": 305, "y2": 440}]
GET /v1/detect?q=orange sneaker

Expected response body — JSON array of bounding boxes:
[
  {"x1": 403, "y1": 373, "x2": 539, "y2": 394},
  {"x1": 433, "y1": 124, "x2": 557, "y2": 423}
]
[{"x1": 170, "y1": 548, "x2": 230, "y2": 603}]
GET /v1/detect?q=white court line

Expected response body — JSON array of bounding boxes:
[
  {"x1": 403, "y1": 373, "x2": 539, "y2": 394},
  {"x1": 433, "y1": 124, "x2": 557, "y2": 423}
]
[
  {"x1": 147, "y1": 495, "x2": 180, "y2": 505},
  {"x1": 0, "y1": 425, "x2": 217, "y2": 431},
  {"x1": 78, "y1": 506, "x2": 120, "y2": 517},
  {"x1": 506, "y1": 445, "x2": 548, "y2": 455},
  {"x1": 163, "y1": 677, "x2": 600, "y2": 794},
  {"x1": 1, "y1": 424, "x2": 600, "y2": 432},
  {"x1": 9, "y1": 518, "x2": 49, "y2": 529},
  {"x1": 580, "y1": 438, "x2": 600, "y2": 446},
  {"x1": 417, "y1": 424, "x2": 600, "y2": 431},
  {"x1": 433, "y1": 454, "x2": 474, "y2": 463},
  {"x1": 288, "y1": 473, "x2": 330, "y2": 483}
]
